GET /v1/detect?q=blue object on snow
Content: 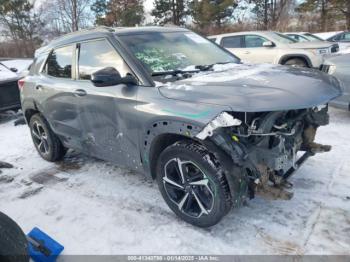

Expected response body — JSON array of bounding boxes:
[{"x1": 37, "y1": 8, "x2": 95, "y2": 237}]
[{"x1": 27, "y1": 227, "x2": 64, "y2": 262}]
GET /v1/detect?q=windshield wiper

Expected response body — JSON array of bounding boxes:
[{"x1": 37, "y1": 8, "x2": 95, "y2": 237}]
[
  {"x1": 151, "y1": 62, "x2": 233, "y2": 77},
  {"x1": 195, "y1": 61, "x2": 232, "y2": 71},
  {"x1": 151, "y1": 69, "x2": 199, "y2": 76}
]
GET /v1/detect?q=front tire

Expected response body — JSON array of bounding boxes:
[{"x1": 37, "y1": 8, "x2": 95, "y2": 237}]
[
  {"x1": 29, "y1": 114, "x2": 66, "y2": 162},
  {"x1": 284, "y1": 58, "x2": 308, "y2": 67},
  {"x1": 156, "y1": 141, "x2": 232, "y2": 227}
]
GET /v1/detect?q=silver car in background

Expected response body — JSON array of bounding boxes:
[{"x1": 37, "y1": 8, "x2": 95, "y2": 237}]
[{"x1": 321, "y1": 54, "x2": 350, "y2": 111}]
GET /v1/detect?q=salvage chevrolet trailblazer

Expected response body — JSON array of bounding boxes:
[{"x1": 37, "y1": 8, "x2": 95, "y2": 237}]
[{"x1": 20, "y1": 26, "x2": 341, "y2": 227}]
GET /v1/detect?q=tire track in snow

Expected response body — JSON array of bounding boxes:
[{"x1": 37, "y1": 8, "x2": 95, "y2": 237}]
[{"x1": 302, "y1": 204, "x2": 322, "y2": 249}]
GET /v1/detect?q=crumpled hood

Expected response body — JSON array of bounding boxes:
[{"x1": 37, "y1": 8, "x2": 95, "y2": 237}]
[
  {"x1": 288, "y1": 41, "x2": 333, "y2": 49},
  {"x1": 158, "y1": 63, "x2": 342, "y2": 112}
]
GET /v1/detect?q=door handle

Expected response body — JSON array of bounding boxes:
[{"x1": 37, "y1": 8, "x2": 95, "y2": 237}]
[
  {"x1": 244, "y1": 51, "x2": 250, "y2": 54},
  {"x1": 35, "y1": 85, "x2": 43, "y2": 90},
  {"x1": 73, "y1": 89, "x2": 87, "y2": 97}
]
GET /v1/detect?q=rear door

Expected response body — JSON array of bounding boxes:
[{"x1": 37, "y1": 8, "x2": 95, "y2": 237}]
[
  {"x1": 70, "y1": 38, "x2": 140, "y2": 167},
  {"x1": 37, "y1": 44, "x2": 84, "y2": 150}
]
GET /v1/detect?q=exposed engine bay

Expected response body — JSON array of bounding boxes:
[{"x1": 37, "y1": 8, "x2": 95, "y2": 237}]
[{"x1": 200, "y1": 105, "x2": 331, "y2": 202}]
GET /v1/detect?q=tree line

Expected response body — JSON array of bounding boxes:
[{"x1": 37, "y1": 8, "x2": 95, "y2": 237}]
[{"x1": 0, "y1": 0, "x2": 349, "y2": 58}]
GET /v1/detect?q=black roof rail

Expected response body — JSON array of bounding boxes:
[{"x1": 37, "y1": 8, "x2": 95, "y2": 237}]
[
  {"x1": 51, "y1": 26, "x2": 115, "y2": 42},
  {"x1": 35, "y1": 26, "x2": 116, "y2": 56}
]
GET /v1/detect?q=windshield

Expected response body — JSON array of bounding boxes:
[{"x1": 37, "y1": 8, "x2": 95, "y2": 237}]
[
  {"x1": 303, "y1": 33, "x2": 324, "y2": 41},
  {"x1": 271, "y1": 32, "x2": 298, "y2": 44},
  {"x1": 118, "y1": 31, "x2": 239, "y2": 74},
  {"x1": 296, "y1": 35, "x2": 309, "y2": 42}
]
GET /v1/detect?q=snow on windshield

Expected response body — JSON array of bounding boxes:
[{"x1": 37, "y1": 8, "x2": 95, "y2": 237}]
[{"x1": 119, "y1": 31, "x2": 238, "y2": 73}]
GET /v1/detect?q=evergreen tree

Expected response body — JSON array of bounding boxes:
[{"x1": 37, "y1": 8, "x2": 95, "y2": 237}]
[
  {"x1": 91, "y1": 0, "x2": 108, "y2": 26},
  {"x1": 297, "y1": 0, "x2": 334, "y2": 31},
  {"x1": 0, "y1": 0, "x2": 43, "y2": 56},
  {"x1": 190, "y1": 0, "x2": 238, "y2": 29},
  {"x1": 151, "y1": 0, "x2": 188, "y2": 25},
  {"x1": 91, "y1": 0, "x2": 144, "y2": 27}
]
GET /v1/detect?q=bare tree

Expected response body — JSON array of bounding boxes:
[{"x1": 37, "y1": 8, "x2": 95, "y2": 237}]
[{"x1": 41, "y1": 0, "x2": 93, "y2": 35}]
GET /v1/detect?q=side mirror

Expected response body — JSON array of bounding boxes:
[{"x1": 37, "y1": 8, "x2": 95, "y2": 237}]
[
  {"x1": 10, "y1": 67, "x2": 18, "y2": 73},
  {"x1": 91, "y1": 67, "x2": 137, "y2": 87},
  {"x1": 263, "y1": 41, "x2": 275, "y2": 47},
  {"x1": 91, "y1": 67, "x2": 122, "y2": 87}
]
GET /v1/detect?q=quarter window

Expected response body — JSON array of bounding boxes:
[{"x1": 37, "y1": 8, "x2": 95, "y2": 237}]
[
  {"x1": 78, "y1": 39, "x2": 131, "y2": 80},
  {"x1": 221, "y1": 36, "x2": 242, "y2": 48},
  {"x1": 46, "y1": 45, "x2": 74, "y2": 78}
]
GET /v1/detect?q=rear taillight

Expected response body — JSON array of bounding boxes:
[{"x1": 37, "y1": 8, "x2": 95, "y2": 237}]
[{"x1": 18, "y1": 78, "x2": 25, "y2": 90}]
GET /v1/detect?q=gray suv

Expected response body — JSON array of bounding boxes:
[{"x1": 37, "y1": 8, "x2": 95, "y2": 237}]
[{"x1": 21, "y1": 26, "x2": 341, "y2": 227}]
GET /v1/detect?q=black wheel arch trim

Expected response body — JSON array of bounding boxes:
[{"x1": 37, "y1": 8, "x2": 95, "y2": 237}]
[
  {"x1": 141, "y1": 119, "x2": 204, "y2": 179},
  {"x1": 142, "y1": 119, "x2": 247, "y2": 206},
  {"x1": 278, "y1": 54, "x2": 312, "y2": 68}
]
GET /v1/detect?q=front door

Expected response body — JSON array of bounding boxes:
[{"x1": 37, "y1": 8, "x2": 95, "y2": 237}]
[
  {"x1": 70, "y1": 38, "x2": 140, "y2": 168},
  {"x1": 241, "y1": 35, "x2": 277, "y2": 64},
  {"x1": 220, "y1": 35, "x2": 246, "y2": 60}
]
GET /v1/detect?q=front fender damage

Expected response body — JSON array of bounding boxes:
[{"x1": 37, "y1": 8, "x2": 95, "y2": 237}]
[
  {"x1": 195, "y1": 107, "x2": 332, "y2": 202},
  {"x1": 196, "y1": 112, "x2": 242, "y2": 140}
]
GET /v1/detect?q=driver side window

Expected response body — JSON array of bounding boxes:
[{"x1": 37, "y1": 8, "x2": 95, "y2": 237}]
[
  {"x1": 78, "y1": 39, "x2": 132, "y2": 80},
  {"x1": 244, "y1": 35, "x2": 268, "y2": 48}
]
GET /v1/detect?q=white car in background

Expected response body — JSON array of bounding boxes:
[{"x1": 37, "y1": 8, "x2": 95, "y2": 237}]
[
  {"x1": 209, "y1": 31, "x2": 338, "y2": 68},
  {"x1": 321, "y1": 53, "x2": 350, "y2": 111},
  {"x1": 314, "y1": 31, "x2": 350, "y2": 51},
  {"x1": 284, "y1": 32, "x2": 330, "y2": 42}
]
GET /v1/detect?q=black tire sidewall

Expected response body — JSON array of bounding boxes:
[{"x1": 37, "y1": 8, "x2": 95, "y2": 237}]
[
  {"x1": 156, "y1": 142, "x2": 229, "y2": 227},
  {"x1": 0, "y1": 212, "x2": 29, "y2": 262}
]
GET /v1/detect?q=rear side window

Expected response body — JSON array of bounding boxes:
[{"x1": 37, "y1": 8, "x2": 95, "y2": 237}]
[
  {"x1": 78, "y1": 39, "x2": 130, "y2": 80},
  {"x1": 46, "y1": 45, "x2": 74, "y2": 78},
  {"x1": 221, "y1": 36, "x2": 242, "y2": 48}
]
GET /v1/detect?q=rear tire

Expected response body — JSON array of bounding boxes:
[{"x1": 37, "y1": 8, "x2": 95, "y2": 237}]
[
  {"x1": 29, "y1": 114, "x2": 66, "y2": 162},
  {"x1": 0, "y1": 212, "x2": 29, "y2": 262},
  {"x1": 284, "y1": 58, "x2": 308, "y2": 67},
  {"x1": 156, "y1": 141, "x2": 232, "y2": 227}
]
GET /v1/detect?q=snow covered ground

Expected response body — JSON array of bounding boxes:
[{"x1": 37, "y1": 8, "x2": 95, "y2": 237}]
[{"x1": 0, "y1": 108, "x2": 349, "y2": 256}]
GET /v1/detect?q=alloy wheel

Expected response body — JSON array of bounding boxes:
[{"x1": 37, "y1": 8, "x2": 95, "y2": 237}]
[
  {"x1": 32, "y1": 121, "x2": 49, "y2": 155},
  {"x1": 163, "y1": 158, "x2": 215, "y2": 218}
]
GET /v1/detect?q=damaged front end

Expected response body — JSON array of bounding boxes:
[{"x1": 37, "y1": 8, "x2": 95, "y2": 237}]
[{"x1": 196, "y1": 106, "x2": 331, "y2": 202}]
